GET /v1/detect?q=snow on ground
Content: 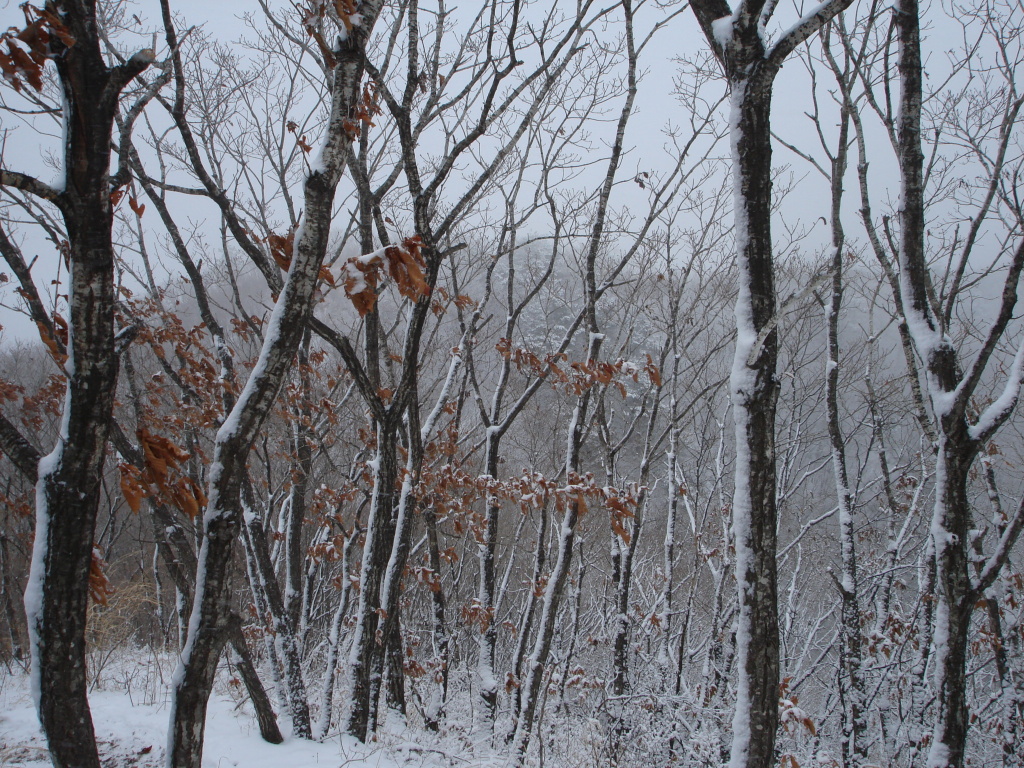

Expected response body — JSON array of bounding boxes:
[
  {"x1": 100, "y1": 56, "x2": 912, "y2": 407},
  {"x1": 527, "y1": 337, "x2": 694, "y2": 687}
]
[{"x1": 0, "y1": 655, "x2": 494, "y2": 768}]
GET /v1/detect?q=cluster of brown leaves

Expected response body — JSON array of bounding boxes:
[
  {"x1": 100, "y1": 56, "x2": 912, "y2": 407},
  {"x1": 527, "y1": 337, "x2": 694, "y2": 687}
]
[
  {"x1": 461, "y1": 598, "x2": 494, "y2": 631},
  {"x1": 429, "y1": 285, "x2": 475, "y2": 317},
  {"x1": 0, "y1": 485, "x2": 32, "y2": 518},
  {"x1": 308, "y1": 481, "x2": 359, "y2": 524},
  {"x1": 257, "y1": 222, "x2": 299, "y2": 272},
  {"x1": 299, "y1": 0, "x2": 364, "y2": 68},
  {"x1": 119, "y1": 427, "x2": 207, "y2": 518},
  {"x1": 864, "y1": 610, "x2": 919, "y2": 659},
  {"x1": 341, "y1": 235, "x2": 429, "y2": 316},
  {"x1": 409, "y1": 564, "x2": 442, "y2": 593},
  {"x1": 258, "y1": 222, "x2": 339, "y2": 288},
  {"x1": 414, "y1": 463, "x2": 640, "y2": 547},
  {"x1": 35, "y1": 312, "x2": 67, "y2": 364},
  {"x1": 342, "y1": 82, "x2": 382, "y2": 140},
  {"x1": 778, "y1": 677, "x2": 817, "y2": 737},
  {"x1": 0, "y1": 375, "x2": 23, "y2": 406},
  {"x1": 15, "y1": 373, "x2": 63, "y2": 431},
  {"x1": 89, "y1": 547, "x2": 115, "y2": 605},
  {"x1": 286, "y1": 120, "x2": 314, "y2": 154},
  {"x1": 604, "y1": 485, "x2": 639, "y2": 545},
  {"x1": 110, "y1": 186, "x2": 146, "y2": 218},
  {"x1": 278, "y1": 355, "x2": 349, "y2": 433},
  {"x1": 308, "y1": 532, "x2": 349, "y2": 564},
  {"x1": 0, "y1": 4, "x2": 73, "y2": 93},
  {"x1": 496, "y1": 340, "x2": 662, "y2": 397}
]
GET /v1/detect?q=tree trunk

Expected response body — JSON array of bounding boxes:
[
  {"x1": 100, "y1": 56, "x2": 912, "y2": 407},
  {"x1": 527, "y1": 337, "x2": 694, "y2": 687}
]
[
  {"x1": 17, "y1": 7, "x2": 153, "y2": 768},
  {"x1": 165, "y1": 3, "x2": 383, "y2": 762},
  {"x1": 422, "y1": 502, "x2": 449, "y2": 727},
  {"x1": 286, "y1": 338, "x2": 314, "y2": 637},
  {"x1": 316, "y1": 524, "x2": 358, "y2": 737},
  {"x1": 688, "y1": 0, "x2": 856, "y2": 764},
  {"x1": 477, "y1": 432, "x2": 502, "y2": 721},
  {"x1": 242, "y1": 501, "x2": 313, "y2": 738},
  {"x1": 226, "y1": 614, "x2": 285, "y2": 745},
  {"x1": 928, "y1": 439, "x2": 976, "y2": 768},
  {"x1": 346, "y1": 426, "x2": 401, "y2": 740},
  {"x1": 824, "y1": 101, "x2": 867, "y2": 768},
  {"x1": 726, "y1": 76, "x2": 781, "y2": 768}
]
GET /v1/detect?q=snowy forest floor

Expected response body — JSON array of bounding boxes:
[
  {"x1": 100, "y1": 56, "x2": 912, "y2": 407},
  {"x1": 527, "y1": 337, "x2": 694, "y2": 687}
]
[{"x1": 0, "y1": 654, "x2": 503, "y2": 768}]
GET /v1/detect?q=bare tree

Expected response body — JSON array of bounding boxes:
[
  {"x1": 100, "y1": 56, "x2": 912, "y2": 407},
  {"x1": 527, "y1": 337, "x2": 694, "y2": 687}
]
[
  {"x1": 888, "y1": 1, "x2": 1024, "y2": 764},
  {"x1": 162, "y1": 2, "x2": 386, "y2": 765},
  {"x1": 687, "y1": 0, "x2": 856, "y2": 765}
]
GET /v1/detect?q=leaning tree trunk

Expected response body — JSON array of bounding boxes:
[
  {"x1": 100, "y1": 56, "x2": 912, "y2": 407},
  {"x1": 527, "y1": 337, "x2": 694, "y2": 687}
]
[{"x1": 166, "y1": 4, "x2": 384, "y2": 765}]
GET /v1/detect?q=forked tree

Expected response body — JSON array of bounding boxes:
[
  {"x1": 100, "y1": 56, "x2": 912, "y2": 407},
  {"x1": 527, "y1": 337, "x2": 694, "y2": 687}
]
[
  {"x1": 0, "y1": 4, "x2": 156, "y2": 767},
  {"x1": 686, "y1": 0, "x2": 855, "y2": 765},
  {"x1": 888, "y1": 1, "x2": 1024, "y2": 764}
]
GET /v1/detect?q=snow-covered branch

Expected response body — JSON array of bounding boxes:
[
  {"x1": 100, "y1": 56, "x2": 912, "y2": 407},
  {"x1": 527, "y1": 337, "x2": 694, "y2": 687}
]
[
  {"x1": 765, "y1": 0, "x2": 855, "y2": 74},
  {"x1": 972, "y1": 494, "x2": 1024, "y2": 595}
]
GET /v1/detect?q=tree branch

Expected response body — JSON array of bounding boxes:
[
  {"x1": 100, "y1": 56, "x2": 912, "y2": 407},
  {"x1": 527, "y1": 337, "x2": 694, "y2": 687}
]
[
  {"x1": 102, "y1": 48, "x2": 158, "y2": 114},
  {"x1": 690, "y1": 0, "x2": 734, "y2": 63},
  {"x1": 0, "y1": 220, "x2": 64, "y2": 357},
  {"x1": 0, "y1": 411, "x2": 40, "y2": 481},
  {"x1": 0, "y1": 170, "x2": 64, "y2": 209},
  {"x1": 972, "y1": 493, "x2": 1024, "y2": 596},
  {"x1": 766, "y1": 0, "x2": 855, "y2": 75},
  {"x1": 958, "y1": 237, "x2": 1024, "y2": 425},
  {"x1": 309, "y1": 317, "x2": 386, "y2": 423}
]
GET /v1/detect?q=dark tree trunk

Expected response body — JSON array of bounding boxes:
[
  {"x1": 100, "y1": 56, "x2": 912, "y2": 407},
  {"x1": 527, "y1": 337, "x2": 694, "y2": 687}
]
[
  {"x1": 892, "y1": 1, "x2": 1024, "y2": 763},
  {"x1": 728, "y1": 77, "x2": 782, "y2": 768},
  {"x1": 168, "y1": 473, "x2": 243, "y2": 768},
  {"x1": 10, "y1": 6, "x2": 154, "y2": 768},
  {"x1": 0, "y1": 533, "x2": 24, "y2": 660},
  {"x1": 383, "y1": 610, "x2": 407, "y2": 715},
  {"x1": 346, "y1": 425, "x2": 401, "y2": 740},
  {"x1": 687, "y1": 0, "x2": 855, "y2": 763},
  {"x1": 478, "y1": 433, "x2": 502, "y2": 720},
  {"x1": 929, "y1": 440, "x2": 977, "y2": 768},
  {"x1": 226, "y1": 614, "x2": 284, "y2": 745},
  {"x1": 286, "y1": 338, "x2": 315, "y2": 636}
]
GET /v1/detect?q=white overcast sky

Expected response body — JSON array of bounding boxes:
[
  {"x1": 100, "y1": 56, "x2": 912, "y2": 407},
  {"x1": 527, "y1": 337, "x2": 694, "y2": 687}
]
[{"x1": 0, "y1": 0, "x2": 936, "y2": 342}]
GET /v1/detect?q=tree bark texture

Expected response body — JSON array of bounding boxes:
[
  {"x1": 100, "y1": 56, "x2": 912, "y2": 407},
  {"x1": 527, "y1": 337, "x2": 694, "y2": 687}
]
[
  {"x1": 688, "y1": 0, "x2": 856, "y2": 762},
  {"x1": 15, "y1": 5, "x2": 153, "y2": 768},
  {"x1": 726, "y1": 75, "x2": 781, "y2": 768},
  {"x1": 346, "y1": 427, "x2": 401, "y2": 740}
]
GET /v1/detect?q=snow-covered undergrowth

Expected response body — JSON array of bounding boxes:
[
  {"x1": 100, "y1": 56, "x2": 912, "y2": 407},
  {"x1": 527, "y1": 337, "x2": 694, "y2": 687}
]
[
  {"x1": 0, "y1": 651, "x2": 501, "y2": 768},
  {"x1": 0, "y1": 645, "x2": 713, "y2": 768}
]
